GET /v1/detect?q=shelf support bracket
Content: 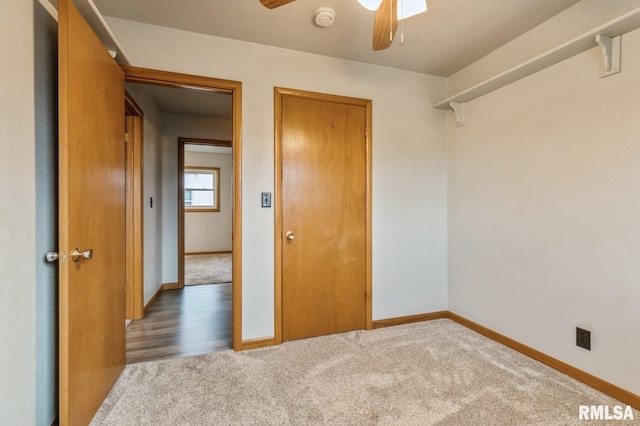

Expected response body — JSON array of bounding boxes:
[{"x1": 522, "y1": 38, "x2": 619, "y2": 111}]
[
  {"x1": 595, "y1": 34, "x2": 621, "y2": 77},
  {"x1": 450, "y1": 102, "x2": 465, "y2": 127}
]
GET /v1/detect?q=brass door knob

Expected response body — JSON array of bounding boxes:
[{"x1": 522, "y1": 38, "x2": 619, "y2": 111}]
[
  {"x1": 72, "y1": 248, "x2": 93, "y2": 263},
  {"x1": 285, "y1": 231, "x2": 295, "y2": 241}
]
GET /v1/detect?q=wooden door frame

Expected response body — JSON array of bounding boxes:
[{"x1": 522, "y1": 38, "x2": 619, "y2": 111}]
[
  {"x1": 125, "y1": 93, "x2": 144, "y2": 320},
  {"x1": 178, "y1": 137, "x2": 233, "y2": 290},
  {"x1": 273, "y1": 87, "x2": 373, "y2": 345},
  {"x1": 122, "y1": 66, "x2": 243, "y2": 351}
]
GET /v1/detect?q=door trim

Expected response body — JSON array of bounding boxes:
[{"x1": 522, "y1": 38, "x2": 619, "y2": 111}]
[
  {"x1": 178, "y1": 137, "x2": 232, "y2": 289},
  {"x1": 122, "y1": 66, "x2": 243, "y2": 351},
  {"x1": 273, "y1": 87, "x2": 373, "y2": 345},
  {"x1": 125, "y1": 92, "x2": 144, "y2": 320}
]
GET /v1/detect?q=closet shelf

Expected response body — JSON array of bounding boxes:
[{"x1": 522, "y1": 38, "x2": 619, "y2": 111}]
[{"x1": 433, "y1": 6, "x2": 640, "y2": 110}]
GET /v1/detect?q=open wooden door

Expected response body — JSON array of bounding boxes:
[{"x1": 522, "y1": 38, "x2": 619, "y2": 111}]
[{"x1": 59, "y1": 0, "x2": 126, "y2": 424}]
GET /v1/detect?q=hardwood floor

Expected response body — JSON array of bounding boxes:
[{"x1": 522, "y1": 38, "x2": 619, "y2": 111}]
[{"x1": 126, "y1": 283, "x2": 232, "y2": 364}]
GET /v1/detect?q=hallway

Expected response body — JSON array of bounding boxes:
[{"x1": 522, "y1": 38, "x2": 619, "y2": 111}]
[{"x1": 126, "y1": 284, "x2": 232, "y2": 364}]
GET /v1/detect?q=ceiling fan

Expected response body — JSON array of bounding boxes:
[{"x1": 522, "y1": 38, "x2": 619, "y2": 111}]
[{"x1": 259, "y1": 0, "x2": 427, "y2": 51}]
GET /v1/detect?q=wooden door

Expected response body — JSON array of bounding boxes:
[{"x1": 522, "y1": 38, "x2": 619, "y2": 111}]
[
  {"x1": 59, "y1": 0, "x2": 126, "y2": 424},
  {"x1": 280, "y1": 91, "x2": 369, "y2": 341}
]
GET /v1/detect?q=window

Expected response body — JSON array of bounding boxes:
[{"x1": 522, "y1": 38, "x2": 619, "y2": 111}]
[{"x1": 184, "y1": 167, "x2": 220, "y2": 212}]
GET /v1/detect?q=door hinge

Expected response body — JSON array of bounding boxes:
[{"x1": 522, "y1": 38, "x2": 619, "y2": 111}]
[{"x1": 124, "y1": 132, "x2": 130, "y2": 143}]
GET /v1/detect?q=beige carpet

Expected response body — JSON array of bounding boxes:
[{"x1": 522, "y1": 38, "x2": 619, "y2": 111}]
[
  {"x1": 184, "y1": 253, "x2": 232, "y2": 285},
  {"x1": 91, "y1": 320, "x2": 637, "y2": 425}
]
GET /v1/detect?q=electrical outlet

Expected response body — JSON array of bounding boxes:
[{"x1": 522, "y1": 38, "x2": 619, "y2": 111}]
[
  {"x1": 261, "y1": 192, "x2": 271, "y2": 208},
  {"x1": 576, "y1": 327, "x2": 591, "y2": 350}
]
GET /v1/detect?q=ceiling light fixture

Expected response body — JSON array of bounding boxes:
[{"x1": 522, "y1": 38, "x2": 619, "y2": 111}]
[
  {"x1": 357, "y1": 0, "x2": 383, "y2": 11},
  {"x1": 359, "y1": 0, "x2": 426, "y2": 19},
  {"x1": 395, "y1": 0, "x2": 427, "y2": 44},
  {"x1": 398, "y1": 0, "x2": 427, "y2": 20}
]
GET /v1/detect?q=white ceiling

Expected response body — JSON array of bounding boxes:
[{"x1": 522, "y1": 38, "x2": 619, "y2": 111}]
[
  {"x1": 92, "y1": 0, "x2": 581, "y2": 76},
  {"x1": 126, "y1": 82, "x2": 232, "y2": 118}
]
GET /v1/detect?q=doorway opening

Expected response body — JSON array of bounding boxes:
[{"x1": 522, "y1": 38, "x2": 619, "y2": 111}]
[
  {"x1": 122, "y1": 67, "x2": 243, "y2": 362},
  {"x1": 178, "y1": 138, "x2": 233, "y2": 290}
]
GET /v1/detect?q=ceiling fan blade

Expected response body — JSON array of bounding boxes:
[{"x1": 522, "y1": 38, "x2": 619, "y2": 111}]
[
  {"x1": 259, "y1": 0, "x2": 296, "y2": 9},
  {"x1": 373, "y1": 0, "x2": 398, "y2": 51}
]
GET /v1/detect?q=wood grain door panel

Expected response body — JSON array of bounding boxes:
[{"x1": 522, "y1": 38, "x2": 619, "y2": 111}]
[
  {"x1": 59, "y1": 0, "x2": 126, "y2": 423},
  {"x1": 281, "y1": 94, "x2": 367, "y2": 341}
]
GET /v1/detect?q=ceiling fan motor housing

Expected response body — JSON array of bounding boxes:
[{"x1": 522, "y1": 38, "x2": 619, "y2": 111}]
[{"x1": 314, "y1": 7, "x2": 336, "y2": 28}]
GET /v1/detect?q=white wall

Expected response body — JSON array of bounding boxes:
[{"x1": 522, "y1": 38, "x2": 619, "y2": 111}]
[
  {"x1": 107, "y1": 18, "x2": 448, "y2": 340},
  {"x1": 0, "y1": 0, "x2": 37, "y2": 423},
  {"x1": 125, "y1": 83, "x2": 164, "y2": 305},
  {"x1": 161, "y1": 113, "x2": 232, "y2": 284},
  {"x1": 184, "y1": 152, "x2": 233, "y2": 253},
  {"x1": 447, "y1": 28, "x2": 640, "y2": 395}
]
